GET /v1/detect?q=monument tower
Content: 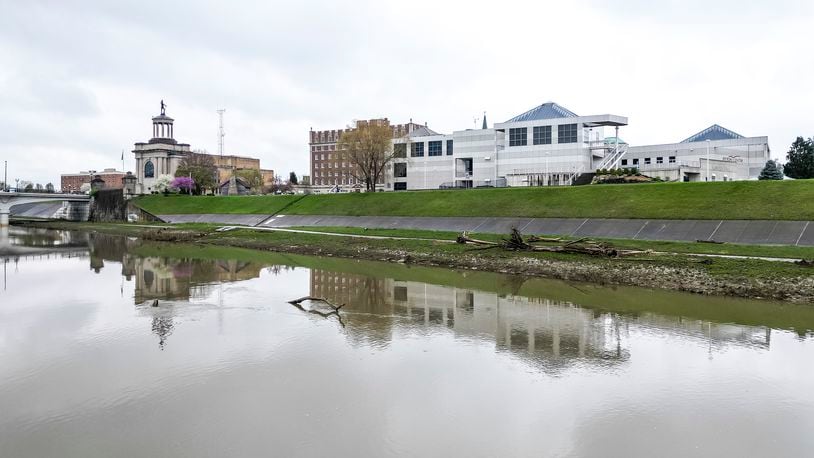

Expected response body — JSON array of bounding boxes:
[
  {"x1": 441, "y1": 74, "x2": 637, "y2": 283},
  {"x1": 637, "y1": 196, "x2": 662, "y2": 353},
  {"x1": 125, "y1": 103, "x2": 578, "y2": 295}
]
[{"x1": 132, "y1": 101, "x2": 191, "y2": 194}]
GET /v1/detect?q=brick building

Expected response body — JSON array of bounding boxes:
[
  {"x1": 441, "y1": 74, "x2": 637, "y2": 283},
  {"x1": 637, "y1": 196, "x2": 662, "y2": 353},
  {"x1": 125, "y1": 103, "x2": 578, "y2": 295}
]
[
  {"x1": 210, "y1": 154, "x2": 274, "y2": 186},
  {"x1": 309, "y1": 118, "x2": 424, "y2": 191},
  {"x1": 61, "y1": 168, "x2": 126, "y2": 192}
]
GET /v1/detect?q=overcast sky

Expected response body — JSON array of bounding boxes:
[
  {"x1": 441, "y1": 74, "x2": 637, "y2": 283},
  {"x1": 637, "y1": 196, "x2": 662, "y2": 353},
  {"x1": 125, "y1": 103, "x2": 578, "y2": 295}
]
[{"x1": 1, "y1": 0, "x2": 812, "y2": 186}]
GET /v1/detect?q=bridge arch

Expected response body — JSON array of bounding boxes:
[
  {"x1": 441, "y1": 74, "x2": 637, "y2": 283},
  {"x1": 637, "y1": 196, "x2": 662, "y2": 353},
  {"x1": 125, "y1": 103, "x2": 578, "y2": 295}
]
[{"x1": 0, "y1": 193, "x2": 91, "y2": 226}]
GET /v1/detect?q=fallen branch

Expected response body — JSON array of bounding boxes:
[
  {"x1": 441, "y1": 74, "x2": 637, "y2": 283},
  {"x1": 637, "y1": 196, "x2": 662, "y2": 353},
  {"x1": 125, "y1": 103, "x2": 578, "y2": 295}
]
[
  {"x1": 456, "y1": 232, "x2": 498, "y2": 246},
  {"x1": 288, "y1": 296, "x2": 345, "y2": 312},
  {"x1": 456, "y1": 228, "x2": 651, "y2": 258},
  {"x1": 526, "y1": 235, "x2": 564, "y2": 243}
]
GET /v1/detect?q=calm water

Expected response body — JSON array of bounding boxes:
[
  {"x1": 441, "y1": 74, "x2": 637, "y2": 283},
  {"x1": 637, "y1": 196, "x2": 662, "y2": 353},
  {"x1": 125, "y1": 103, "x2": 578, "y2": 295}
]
[{"x1": 1, "y1": 226, "x2": 813, "y2": 457}]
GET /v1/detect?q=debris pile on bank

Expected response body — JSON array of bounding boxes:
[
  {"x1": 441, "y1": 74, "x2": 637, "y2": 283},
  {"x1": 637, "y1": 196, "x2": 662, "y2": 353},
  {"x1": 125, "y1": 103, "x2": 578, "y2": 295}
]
[{"x1": 456, "y1": 228, "x2": 650, "y2": 258}]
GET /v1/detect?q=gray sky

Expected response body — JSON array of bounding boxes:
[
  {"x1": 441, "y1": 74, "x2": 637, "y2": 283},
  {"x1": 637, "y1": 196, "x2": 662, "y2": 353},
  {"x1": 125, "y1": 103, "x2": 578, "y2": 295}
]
[{"x1": 1, "y1": 0, "x2": 812, "y2": 186}]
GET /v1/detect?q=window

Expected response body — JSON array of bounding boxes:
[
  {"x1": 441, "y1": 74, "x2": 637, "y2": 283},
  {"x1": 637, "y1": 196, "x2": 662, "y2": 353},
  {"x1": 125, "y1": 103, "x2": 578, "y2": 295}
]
[
  {"x1": 411, "y1": 142, "x2": 424, "y2": 157},
  {"x1": 632, "y1": 158, "x2": 639, "y2": 165},
  {"x1": 558, "y1": 124, "x2": 578, "y2": 143},
  {"x1": 394, "y1": 143, "x2": 407, "y2": 158},
  {"x1": 644, "y1": 157, "x2": 651, "y2": 165},
  {"x1": 669, "y1": 156, "x2": 676, "y2": 164},
  {"x1": 394, "y1": 163, "x2": 407, "y2": 178},
  {"x1": 428, "y1": 141, "x2": 442, "y2": 156},
  {"x1": 509, "y1": 127, "x2": 527, "y2": 146},
  {"x1": 621, "y1": 159, "x2": 628, "y2": 166},
  {"x1": 394, "y1": 182, "x2": 407, "y2": 191},
  {"x1": 446, "y1": 140, "x2": 453, "y2": 155},
  {"x1": 533, "y1": 125, "x2": 552, "y2": 145},
  {"x1": 144, "y1": 160, "x2": 154, "y2": 178},
  {"x1": 656, "y1": 157, "x2": 663, "y2": 164},
  {"x1": 394, "y1": 286, "x2": 408, "y2": 300}
]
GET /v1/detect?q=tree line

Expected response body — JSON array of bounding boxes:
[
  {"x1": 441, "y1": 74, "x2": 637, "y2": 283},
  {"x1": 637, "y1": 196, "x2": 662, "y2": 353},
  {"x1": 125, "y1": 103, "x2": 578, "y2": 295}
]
[{"x1": 759, "y1": 136, "x2": 814, "y2": 180}]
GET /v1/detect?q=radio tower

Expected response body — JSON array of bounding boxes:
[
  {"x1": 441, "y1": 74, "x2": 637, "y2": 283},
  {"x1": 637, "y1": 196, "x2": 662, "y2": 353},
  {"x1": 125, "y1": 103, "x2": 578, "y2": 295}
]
[{"x1": 217, "y1": 109, "x2": 226, "y2": 157}]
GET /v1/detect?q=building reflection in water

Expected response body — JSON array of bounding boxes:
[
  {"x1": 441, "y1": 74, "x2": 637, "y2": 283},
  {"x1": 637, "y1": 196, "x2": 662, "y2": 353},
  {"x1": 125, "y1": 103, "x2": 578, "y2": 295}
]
[
  {"x1": 310, "y1": 269, "x2": 774, "y2": 374},
  {"x1": 131, "y1": 256, "x2": 287, "y2": 349},
  {"x1": 59, "y1": 230, "x2": 779, "y2": 360}
]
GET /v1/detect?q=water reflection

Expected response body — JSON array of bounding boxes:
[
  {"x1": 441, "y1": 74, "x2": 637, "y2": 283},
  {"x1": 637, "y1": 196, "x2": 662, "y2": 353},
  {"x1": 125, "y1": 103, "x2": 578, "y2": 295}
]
[
  {"x1": 3, "y1": 227, "x2": 814, "y2": 457},
  {"x1": 309, "y1": 269, "x2": 785, "y2": 374},
  {"x1": 3, "y1": 228, "x2": 810, "y2": 359}
]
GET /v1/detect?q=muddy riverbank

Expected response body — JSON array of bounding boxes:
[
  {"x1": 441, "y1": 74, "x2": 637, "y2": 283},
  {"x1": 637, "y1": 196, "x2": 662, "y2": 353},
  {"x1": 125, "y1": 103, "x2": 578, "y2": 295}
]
[{"x1": 14, "y1": 221, "x2": 814, "y2": 303}]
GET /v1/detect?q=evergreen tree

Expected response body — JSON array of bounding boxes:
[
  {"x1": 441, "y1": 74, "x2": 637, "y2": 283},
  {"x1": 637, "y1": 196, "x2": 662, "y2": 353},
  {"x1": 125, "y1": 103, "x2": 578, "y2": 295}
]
[
  {"x1": 783, "y1": 137, "x2": 814, "y2": 179},
  {"x1": 758, "y1": 160, "x2": 784, "y2": 180},
  {"x1": 289, "y1": 171, "x2": 298, "y2": 185}
]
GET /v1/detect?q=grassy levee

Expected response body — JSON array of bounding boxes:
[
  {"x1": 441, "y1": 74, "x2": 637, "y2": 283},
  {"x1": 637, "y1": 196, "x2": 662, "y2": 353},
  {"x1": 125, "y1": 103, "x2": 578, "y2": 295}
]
[
  {"x1": 136, "y1": 194, "x2": 303, "y2": 214},
  {"x1": 136, "y1": 179, "x2": 814, "y2": 220}
]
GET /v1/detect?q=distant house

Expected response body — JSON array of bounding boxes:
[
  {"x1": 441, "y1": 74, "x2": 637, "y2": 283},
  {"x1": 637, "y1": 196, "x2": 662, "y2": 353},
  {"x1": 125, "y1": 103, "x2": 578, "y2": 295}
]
[{"x1": 218, "y1": 176, "x2": 253, "y2": 195}]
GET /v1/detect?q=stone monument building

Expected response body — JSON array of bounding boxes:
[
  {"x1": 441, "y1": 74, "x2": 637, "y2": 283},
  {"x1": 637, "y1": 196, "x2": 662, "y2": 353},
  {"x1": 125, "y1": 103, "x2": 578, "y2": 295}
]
[{"x1": 132, "y1": 101, "x2": 191, "y2": 194}]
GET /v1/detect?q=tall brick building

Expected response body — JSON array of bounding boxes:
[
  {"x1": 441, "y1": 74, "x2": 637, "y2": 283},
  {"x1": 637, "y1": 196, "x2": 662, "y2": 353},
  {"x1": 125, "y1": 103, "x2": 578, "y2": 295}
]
[{"x1": 309, "y1": 118, "x2": 424, "y2": 191}]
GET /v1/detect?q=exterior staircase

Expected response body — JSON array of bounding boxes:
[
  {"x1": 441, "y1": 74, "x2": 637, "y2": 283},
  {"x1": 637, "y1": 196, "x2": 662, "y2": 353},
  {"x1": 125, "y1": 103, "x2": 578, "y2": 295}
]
[{"x1": 596, "y1": 144, "x2": 628, "y2": 171}]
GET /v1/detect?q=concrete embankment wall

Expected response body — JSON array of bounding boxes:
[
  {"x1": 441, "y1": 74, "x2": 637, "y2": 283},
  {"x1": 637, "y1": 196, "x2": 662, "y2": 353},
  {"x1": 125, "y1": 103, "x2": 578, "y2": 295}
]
[{"x1": 157, "y1": 213, "x2": 814, "y2": 246}]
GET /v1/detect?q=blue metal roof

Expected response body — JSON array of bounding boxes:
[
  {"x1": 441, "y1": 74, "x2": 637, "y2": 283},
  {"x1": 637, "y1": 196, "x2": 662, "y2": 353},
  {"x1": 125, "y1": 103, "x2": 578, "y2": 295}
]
[
  {"x1": 505, "y1": 102, "x2": 578, "y2": 123},
  {"x1": 681, "y1": 124, "x2": 744, "y2": 143},
  {"x1": 407, "y1": 126, "x2": 441, "y2": 138}
]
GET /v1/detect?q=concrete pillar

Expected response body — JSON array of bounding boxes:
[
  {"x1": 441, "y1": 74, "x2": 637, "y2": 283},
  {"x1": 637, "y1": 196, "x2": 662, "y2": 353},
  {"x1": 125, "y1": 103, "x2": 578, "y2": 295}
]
[{"x1": 0, "y1": 209, "x2": 9, "y2": 227}]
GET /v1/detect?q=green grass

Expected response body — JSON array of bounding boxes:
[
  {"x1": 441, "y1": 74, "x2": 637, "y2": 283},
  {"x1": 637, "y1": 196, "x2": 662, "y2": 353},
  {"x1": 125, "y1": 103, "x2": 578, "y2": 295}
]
[
  {"x1": 284, "y1": 226, "x2": 814, "y2": 259},
  {"x1": 135, "y1": 180, "x2": 814, "y2": 220},
  {"x1": 135, "y1": 194, "x2": 304, "y2": 214},
  {"x1": 203, "y1": 227, "x2": 811, "y2": 281}
]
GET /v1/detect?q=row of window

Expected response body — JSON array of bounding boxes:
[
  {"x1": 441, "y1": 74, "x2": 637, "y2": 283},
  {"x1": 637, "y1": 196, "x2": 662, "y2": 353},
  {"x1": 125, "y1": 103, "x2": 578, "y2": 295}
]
[
  {"x1": 409, "y1": 140, "x2": 454, "y2": 158},
  {"x1": 509, "y1": 124, "x2": 578, "y2": 147},
  {"x1": 314, "y1": 172, "x2": 350, "y2": 178},
  {"x1": 621, "y1": 156, "x2": 677, "y2": 166},
  {"x1": 313, "y1": 177, "x2": 361, "y2": 186},
  {"x1": 313, "y1": 162, "x2": 348, "y2": 169},
  {"x1": 311, "y1": 144, "x2": 337, "y2": 152}
]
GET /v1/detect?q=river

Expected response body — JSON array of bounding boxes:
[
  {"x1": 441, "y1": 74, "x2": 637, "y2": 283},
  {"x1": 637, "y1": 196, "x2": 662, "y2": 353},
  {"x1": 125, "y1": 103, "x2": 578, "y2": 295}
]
[{"x1": 1, "y1": 226, "x2": 813, "y2": 457}]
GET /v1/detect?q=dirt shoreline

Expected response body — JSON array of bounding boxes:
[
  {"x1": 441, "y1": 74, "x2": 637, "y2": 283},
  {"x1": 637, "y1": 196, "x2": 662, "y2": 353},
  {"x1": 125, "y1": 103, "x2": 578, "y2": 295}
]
[{"x1": 15, "y1": 221, "x2": 814, "y2": 303}]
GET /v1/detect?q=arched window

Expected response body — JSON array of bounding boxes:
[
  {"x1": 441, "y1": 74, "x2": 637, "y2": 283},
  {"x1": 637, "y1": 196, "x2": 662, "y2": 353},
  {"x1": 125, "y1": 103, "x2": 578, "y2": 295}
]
[{"x1": 144, "y1": 160, "x2": 155, "y2": 178}]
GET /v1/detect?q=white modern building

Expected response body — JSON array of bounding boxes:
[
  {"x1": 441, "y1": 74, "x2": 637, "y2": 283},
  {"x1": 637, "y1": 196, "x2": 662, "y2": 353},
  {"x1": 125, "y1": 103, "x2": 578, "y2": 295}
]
[
  {"x1": 384, "y1": 102, "x2": 770, "y2": 190},
  {"x1": 388, "y1": 102, "x2": 628, "y2": 190},
  {"x1": 622, "y1": 124, "x2": 770, "y2": 182}
]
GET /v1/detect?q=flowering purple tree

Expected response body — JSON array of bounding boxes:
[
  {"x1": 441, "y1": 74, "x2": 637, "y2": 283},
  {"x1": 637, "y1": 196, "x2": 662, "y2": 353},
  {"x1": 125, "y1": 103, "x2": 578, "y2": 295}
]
[{"x1": 171, "y1": 176, "x2": 195, "y2": 194}]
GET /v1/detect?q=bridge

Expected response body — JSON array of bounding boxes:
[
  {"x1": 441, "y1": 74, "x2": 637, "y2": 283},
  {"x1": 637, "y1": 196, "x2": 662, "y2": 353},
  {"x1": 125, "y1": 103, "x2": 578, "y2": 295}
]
[{"x1": 0, "y1": 191, "x2": 91, "y2": 226}]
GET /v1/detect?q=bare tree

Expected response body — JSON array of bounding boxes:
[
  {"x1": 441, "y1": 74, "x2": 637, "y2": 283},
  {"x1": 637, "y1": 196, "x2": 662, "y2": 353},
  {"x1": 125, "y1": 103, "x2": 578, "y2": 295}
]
[
  {"x1": 337, "y1": 120, "x2": 394, "y2": 192},
  {"x1": 176, "y1": 151, "x2": 217, "y2": 195}
]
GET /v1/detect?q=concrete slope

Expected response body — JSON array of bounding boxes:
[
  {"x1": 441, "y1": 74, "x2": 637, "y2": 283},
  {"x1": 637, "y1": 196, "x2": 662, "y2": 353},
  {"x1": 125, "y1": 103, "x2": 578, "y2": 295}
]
[
  {"x1": 156, "y1": 213, "x2": 814, "y2": 246},
  {"x1": 10, "y1": 202, "x2": 64, "y2": 219}
]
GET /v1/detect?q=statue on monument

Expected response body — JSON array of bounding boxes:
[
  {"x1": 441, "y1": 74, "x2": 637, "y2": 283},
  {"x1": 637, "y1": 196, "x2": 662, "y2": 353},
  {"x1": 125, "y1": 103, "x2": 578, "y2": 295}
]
[{"x1": 160, "y1": 100, "x2": 166, "y2": 116}]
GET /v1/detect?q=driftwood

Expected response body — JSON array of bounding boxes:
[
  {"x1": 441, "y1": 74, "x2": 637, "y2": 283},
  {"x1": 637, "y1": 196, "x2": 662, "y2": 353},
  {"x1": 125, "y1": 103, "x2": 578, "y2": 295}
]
[
  {"x1": 288, "y1": 296, "x2": 346, "y2": 326},
  {"x1": 457, "y1": 227, "x2": 651, "y2": 258},
  {"x1": 795, "y1": 259, "x2": 814, "y2": 268}
]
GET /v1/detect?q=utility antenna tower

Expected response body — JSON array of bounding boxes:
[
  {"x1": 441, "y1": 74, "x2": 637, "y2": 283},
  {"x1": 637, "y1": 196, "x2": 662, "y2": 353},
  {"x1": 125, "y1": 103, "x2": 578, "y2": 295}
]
[{"x1": 217, "y1": 109, "x2": 226, "y2": 157}]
